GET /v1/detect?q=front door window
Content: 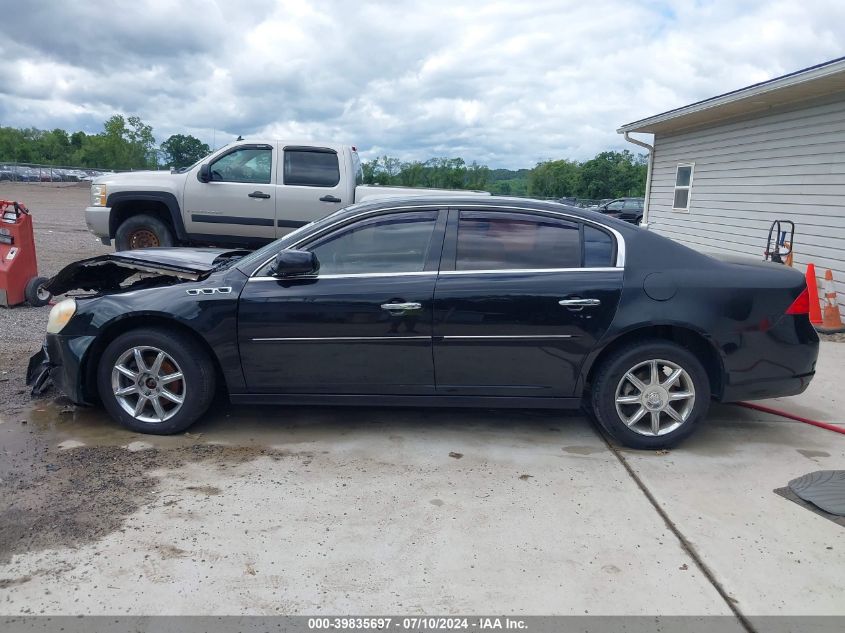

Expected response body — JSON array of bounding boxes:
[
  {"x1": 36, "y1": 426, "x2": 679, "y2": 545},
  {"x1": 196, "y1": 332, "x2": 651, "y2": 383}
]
[
  {"x1": 307, "y1": 212, "x2": 439, "y2": 275},
  {"x1": 210, "y1": 147, "x2": 272, "y2": 183}
]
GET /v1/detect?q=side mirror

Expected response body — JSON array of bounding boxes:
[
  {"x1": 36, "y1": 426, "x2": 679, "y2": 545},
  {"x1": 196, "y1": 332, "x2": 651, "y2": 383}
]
[
  {"x1": 198, "y1": 163, "x2": 211, "y2": 183},
  {"x1": 269, "y1": 249, "x2": 319, "y2": 277}
]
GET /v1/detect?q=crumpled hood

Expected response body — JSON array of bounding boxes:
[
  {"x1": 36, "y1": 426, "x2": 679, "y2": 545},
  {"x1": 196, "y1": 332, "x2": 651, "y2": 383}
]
[{"x1": 45, "y1": 247, "x2": 250, "y2": 295}]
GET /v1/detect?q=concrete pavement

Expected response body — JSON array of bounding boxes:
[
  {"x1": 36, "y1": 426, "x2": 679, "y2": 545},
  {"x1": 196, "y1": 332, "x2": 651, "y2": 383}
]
[{"x1": 0, "y1": 343, "x2": 842, "y2": 618}]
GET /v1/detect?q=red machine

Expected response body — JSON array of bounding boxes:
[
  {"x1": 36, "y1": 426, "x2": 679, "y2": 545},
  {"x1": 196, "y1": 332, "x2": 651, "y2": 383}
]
[{"x1": 0, "y1": 200, "x2": 51, "y2": 307}]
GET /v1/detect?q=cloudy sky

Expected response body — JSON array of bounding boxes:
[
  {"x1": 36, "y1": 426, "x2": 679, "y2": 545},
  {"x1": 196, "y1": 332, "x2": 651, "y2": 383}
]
[{"x1": 0, "y1": 0, "x2": 843, "y2": 167}]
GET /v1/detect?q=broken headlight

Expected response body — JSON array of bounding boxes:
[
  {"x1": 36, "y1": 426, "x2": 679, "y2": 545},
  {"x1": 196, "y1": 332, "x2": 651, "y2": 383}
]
[{"x1": 46, "y1": 299, "x2": 76, "y2": 334}]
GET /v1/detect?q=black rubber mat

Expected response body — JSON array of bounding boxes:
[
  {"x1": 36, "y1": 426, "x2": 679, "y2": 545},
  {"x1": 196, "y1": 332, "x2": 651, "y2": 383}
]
[{"x1": 788, "y1": 470, "x2": 845, "y2": 516}]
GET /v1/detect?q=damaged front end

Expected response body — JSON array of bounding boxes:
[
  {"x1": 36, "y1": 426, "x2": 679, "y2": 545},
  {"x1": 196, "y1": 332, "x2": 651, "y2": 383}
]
[
  {"x1": 26, "y1": 345, "x2": 52, "y2": 396},
  {"x1": 27, "y1": 247, "x2": 250, "y2": 401},
  {"x1": 44, "y1": 247, "x2": 250, "y2": 295}
]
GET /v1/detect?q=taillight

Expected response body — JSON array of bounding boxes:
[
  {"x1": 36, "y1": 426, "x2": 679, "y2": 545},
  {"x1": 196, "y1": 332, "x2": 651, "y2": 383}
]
[{"x1": 786, "y1": 288, "x2": 810, "y2": 315}]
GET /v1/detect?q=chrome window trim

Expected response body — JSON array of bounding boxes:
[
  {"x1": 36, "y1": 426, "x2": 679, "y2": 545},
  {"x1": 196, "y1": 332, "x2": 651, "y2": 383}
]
[
  {"x1": 249, "y1": 271, "x2": 438, "y2": 282},
  {"x1": 249, "y1": 203, "x2": 626, "y2": 277},
  {"x1": 442, "y1": 335, "x2": 574, "y2": 340},
  {"x1": 439, "y1": 267, "x2": 620, "y2": 276},
  {"x1": 252, "y1": 336, "x2": 430, "y2": 342},
  {"x1": 248, "y1": 267, "x2": 621, "y2": 282}
]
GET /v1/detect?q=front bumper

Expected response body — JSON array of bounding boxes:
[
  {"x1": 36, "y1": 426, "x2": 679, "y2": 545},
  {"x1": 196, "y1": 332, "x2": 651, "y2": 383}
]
[
  {"x1": 85, "y1": 206, "x2": 111, "y2": 244},
  {"x1": 26, "y1": 334, "x2": 97, "y2": 404}
]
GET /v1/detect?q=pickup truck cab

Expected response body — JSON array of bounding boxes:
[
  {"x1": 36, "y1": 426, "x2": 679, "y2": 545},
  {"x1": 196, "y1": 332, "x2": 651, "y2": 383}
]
[{"x1": 86, "y1": 140, "x2": 488, "y2": 250}]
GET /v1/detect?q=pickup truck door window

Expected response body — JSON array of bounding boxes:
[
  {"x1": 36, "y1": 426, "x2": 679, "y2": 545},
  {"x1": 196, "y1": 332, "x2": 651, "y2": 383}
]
[
  {"x1": 276, "y1": 147, "x2": 346, "y2": 237},
  {"x1": 238, "y1": 210, "x2": 446, "y2": 395},
  {"x1": 183, "y1": 144, "x2": 276, "y2": 243},
  {"x1": 433, "y1": 209, "x2": 623, "y2": 397},
  {"x1": 210, "y1": 148, "x2": 271, "y2": 183},
  {"x1": 284, "y1": 150, "x2": 340, "y2": 187}
]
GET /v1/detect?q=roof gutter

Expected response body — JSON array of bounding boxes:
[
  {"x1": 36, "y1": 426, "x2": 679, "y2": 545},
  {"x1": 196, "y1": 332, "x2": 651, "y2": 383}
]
[
  {"x1": 617, "y1": 55, "x2": 845, "y2": 134},
  {"x1": 622, "y1": 132, "x2": 654, "y2": 229}
]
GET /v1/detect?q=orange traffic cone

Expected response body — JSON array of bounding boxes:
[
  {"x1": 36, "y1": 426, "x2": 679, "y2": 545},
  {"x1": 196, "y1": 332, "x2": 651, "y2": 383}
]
[
  {"x1": 806, "y1": 263, "x2": 823, "y2": 325},
  {"x1": 821, "y1": 269, "x2": 844, "y2": 330}
]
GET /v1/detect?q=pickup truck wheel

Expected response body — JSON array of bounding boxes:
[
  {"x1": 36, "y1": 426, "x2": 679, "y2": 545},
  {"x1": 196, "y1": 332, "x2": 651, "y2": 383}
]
[{"x1": 115, "y1": 214, "x2": 174, "y2": 250}]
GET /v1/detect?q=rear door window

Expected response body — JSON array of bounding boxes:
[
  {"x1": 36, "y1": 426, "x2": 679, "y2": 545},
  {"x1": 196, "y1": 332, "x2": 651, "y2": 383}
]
[
  {"x1": 284, "y1": 148, "x2": 340, "y2": 187},
  {"x1": 455, "y1": 211, "x2": 581, "y2": 270}
]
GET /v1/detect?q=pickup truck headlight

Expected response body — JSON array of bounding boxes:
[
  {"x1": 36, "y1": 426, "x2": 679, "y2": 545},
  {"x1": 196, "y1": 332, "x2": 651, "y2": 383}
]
[
  {"x1": 91, "y1": 184, "x2": 107, "y2": 207},
  {"x1": 46, "y1": 299, "x2": 77, "y2": 334}
]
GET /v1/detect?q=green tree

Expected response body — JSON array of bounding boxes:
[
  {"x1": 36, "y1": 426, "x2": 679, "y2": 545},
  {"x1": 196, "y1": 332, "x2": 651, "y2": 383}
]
[
  {"x1": 575, "y1": 150, "x2": 646, "y2": 199},
  {"x1": 160, "y1": 134, "x2": 211, "y2": 168},
  {"x1": 527, "y1": 159, "x2": 580, "y2": 198},
  {"x1": 99, "y1": 114, "x2": 157, "y2": 169}
]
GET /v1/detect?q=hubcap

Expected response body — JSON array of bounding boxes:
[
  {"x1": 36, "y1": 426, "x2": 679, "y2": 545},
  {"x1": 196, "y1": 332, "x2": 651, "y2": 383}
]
[
  {"x1": 111, "y1": 346, "x2": 185, "y2": 423},
  {"x1": 129, "y1": 228, "x2": 160, "y2": 249},
  {"x1": 614, "y1": 359, "x2": 695, "y2": 436}
]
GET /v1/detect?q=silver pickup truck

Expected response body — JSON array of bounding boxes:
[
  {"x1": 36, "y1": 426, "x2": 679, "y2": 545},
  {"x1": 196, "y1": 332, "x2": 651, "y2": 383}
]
[{"x1": 86, "y1": 140, "x2": 489, "y2": 250}]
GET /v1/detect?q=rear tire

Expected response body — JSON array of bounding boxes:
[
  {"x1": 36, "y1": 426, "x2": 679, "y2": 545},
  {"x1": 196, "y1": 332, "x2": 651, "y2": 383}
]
[
  {"x1": 24, "y1": 276, "x2": 51, "y2": 307},
  {"x1": 115, "y1": 214, "x2": 174, "y2": 251},
  {"x1": 589, "y1": 340, "x2": 710, "y2": 449},
  {"x1": 97, "y1": 328, "x2": 215, "y2": 435}
]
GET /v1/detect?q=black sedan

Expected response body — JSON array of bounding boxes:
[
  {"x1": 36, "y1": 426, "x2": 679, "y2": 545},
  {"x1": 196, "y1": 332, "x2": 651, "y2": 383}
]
[
  {"x1": 593, "y1": 197, "x2": 644, "y2": 224},
  {"x1": 28, "y1": 197, "x2": 819, "y2": 449}
]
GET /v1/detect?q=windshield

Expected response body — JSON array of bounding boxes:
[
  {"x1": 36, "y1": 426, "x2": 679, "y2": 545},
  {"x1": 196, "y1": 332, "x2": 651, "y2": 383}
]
[
  {"x1": 173, "y1": 142, "x2": 232, "y2": 173},
  {"x1": 174, "y1": 153, "x2": 212, "y2": 174}
]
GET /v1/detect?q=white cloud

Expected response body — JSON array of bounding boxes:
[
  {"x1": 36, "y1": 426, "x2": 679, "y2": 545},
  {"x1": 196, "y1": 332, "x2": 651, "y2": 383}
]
[{"x1": 0, "y1": 0, "x2": 843, "y2": 167}]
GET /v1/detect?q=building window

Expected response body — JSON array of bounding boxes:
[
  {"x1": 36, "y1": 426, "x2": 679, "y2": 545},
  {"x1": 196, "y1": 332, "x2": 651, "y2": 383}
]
[{"x1": 673, "y1": 163, "x2": 694, "y2": 212}]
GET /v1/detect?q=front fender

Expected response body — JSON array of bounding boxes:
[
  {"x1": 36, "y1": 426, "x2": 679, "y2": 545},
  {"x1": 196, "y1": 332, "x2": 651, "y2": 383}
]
[
  {"x1": 106, "y1": 190, "x2": 188, "y2": 241},
  {"x1": 66, "y1": 274, "x2": 247, "y2": 398}
]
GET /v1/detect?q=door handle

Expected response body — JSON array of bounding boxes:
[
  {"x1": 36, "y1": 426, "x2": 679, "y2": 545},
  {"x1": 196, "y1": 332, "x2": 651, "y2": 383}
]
[
  {"x1": 381, "y1": 302, "x2": 422, "y2": 313},
  {"x1": 248, "y1": 191, "x2": 271, "y2": 199},
  {"x1": 558, "y1": 298, "x2": 601, "y2": 310},
  {"x1": 319, "y1": 195, "x2": 342, "y2": 203}
]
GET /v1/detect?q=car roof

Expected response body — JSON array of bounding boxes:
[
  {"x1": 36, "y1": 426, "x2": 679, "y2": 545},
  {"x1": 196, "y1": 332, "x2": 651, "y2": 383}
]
[{"x1": 340, "y1": 195, "x2": 597, "y2": 219}]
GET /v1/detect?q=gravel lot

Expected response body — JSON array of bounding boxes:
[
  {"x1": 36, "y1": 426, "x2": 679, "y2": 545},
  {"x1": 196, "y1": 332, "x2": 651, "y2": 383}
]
[{"x1": 0, "y1": 183, "x2": 109, "y2": 414}]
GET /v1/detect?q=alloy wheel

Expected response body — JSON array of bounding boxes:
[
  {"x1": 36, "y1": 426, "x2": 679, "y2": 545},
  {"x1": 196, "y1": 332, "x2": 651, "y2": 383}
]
[
  {"x1": 614, "y1": 358, "x2": 695, "y2": 436},
  {"x1": 111, "y1": 346, "x2": 186, "y2": 423}
]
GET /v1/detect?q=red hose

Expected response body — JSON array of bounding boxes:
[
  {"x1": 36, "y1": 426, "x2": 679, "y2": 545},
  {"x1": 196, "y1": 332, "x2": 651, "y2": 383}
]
[{"x1": 736, "y1": 401, "x2": 845, "y2": 435}]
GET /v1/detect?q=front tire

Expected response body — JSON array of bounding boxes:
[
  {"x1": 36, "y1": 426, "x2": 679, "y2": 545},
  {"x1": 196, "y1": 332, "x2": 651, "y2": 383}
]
[
  {"x1": 115, "y1": 214, "x2": 174, "y2": 250},
  {"x1": 97, "y1": 328, "x2": 215, "y2": 434},
  {"x1": 590, "y1": 340, "x2": 710, "y2": 449}
]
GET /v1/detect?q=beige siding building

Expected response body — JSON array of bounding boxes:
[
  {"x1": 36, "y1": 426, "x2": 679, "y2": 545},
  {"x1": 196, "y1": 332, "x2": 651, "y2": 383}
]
[{"x1": 618, "y1": 57, "x2": 845, "y2": 321}]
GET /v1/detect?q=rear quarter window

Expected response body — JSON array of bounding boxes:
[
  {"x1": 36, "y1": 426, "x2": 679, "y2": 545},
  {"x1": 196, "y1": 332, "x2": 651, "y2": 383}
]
[{"x1": 583, "y1": 225, "x2": 615, "y2": 267}]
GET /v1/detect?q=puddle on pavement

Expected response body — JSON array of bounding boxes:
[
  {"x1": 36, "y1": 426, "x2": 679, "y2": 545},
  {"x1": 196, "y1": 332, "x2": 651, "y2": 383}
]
[
  {"x1": 0, "y1": 399, "x2": 585, "y2": 566},
  {"x1": 1, "y1": 398, "x2": 575, "y2": 458}
]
